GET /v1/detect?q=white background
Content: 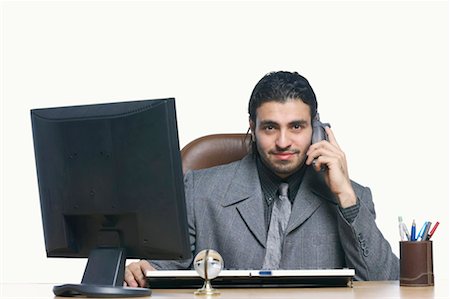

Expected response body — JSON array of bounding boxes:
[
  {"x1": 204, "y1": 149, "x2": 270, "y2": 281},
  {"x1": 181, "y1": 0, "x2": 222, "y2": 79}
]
[{"x1": 1, "y1": 0, "x2": 448, "y2": 285}]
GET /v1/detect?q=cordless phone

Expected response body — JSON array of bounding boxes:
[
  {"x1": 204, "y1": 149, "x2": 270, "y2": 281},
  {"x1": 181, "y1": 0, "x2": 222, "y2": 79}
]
[{"x1": 312, "y1": 113, "x2": 330, "y2": 144}]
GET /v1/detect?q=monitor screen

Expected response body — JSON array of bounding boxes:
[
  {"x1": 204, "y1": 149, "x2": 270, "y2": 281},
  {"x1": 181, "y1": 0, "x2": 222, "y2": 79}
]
[{"x1": 31, "y1": 98, "x2": 191, "y2": 297}]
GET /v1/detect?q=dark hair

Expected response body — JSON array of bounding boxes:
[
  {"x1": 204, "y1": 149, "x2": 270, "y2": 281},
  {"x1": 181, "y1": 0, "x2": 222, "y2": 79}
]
[{"x1": 248, "y1": 71, "x2": 318, "y2": 123}]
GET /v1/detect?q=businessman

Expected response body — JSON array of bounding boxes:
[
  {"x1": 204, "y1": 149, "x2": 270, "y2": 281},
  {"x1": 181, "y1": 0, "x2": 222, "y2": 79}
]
[{"x1": 125, "y1": 71, "x2": 399, "y2": 287}]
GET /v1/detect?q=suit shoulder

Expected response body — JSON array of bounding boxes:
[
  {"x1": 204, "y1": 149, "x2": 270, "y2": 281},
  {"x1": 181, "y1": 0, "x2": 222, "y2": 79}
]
[
  {"x1": 194, "y1": 159, "x2": 241, "y2": 175},
  {"x1": 185, "y1": 159, "x2": 242, "y2": 185}
]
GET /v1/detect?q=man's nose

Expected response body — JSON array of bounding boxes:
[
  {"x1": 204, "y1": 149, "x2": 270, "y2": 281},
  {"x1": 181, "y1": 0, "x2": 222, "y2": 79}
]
[{"x1": 276, "y1": 130, "x2": 291, "y2": 149}]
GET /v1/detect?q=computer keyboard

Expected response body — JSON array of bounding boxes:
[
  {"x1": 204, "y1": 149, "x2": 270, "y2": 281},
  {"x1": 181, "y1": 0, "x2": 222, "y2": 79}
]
[{"x1": 146, "y1": 269, "x2": 355, "y2": 288}]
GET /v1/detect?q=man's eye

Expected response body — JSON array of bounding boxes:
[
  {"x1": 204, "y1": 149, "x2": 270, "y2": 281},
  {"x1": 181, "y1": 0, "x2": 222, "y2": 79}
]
[
  {"x1": 264, "y1": 126, "x2": 274, "y2": 130},
  {"x1": 293, "y1": 124, "x2": 301, "y2": 129}
]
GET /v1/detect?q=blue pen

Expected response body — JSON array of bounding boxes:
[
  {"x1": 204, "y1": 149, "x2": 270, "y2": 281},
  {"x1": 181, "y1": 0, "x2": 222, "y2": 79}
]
[
  {"x1": 410, "y1": 220, "x2": 416, "y2": 241},
  {"x1": 416, "y1": 221, "x2": 429, "y2": 241}
]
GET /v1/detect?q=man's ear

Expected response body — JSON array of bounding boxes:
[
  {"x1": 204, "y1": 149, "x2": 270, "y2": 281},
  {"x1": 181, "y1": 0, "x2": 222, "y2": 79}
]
[{"x1": 249, "y1": 119, "x2": 256, "y2": 141}]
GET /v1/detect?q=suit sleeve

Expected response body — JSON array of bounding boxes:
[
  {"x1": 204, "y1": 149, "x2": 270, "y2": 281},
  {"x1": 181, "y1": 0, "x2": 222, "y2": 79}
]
[
  {"x1": 149, "y1": 171, "x2": 197, "y2": 270},
  {"x1": 336, "y1": 183, "x2": 399, "y2": 280}
]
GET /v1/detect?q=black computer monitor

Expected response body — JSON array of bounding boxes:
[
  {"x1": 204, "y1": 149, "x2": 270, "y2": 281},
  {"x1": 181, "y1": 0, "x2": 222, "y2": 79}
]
[{"x1": 31, "y1": 98, "x2": 191, "y2": 297}]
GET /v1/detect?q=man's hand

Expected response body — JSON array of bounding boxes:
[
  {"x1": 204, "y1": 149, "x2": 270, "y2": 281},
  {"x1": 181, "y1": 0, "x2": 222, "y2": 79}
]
[
  {"x1": 124, "y1": 260, "x2": 155, "y2": 288},
  {"x1": 306, "y1": 127, "x2": 357, "y2": 208}
]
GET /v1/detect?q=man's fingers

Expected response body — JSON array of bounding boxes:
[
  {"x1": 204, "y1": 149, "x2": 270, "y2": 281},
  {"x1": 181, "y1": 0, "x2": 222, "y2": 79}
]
[
  {"x1": 307, "y1": 142, "x2": 336, "y2": 165},
  {"x1": 132, "y1": 263, "x2": 147, "y2": 287},
  {"x1": 137, "y1": 260, "x2": 156, "y2": 287},
  {"x1": 124, "y1": 260, "x2": 154, "y2": 288},
  {"x1": 139, "y1": 260, "x2": 155, "y2": 273},
  {"x1": 325, "y1": 127, "x2": 341, "y2": 149},
  {"x1": 124, "y1": 268, "x2": 139, "y2": 288}
]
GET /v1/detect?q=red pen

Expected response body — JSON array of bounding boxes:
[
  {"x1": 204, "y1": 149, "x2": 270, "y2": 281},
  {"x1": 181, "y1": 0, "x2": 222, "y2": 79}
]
[{"x1": 426, "y1": 221, "x2": 440, "y2": 240}]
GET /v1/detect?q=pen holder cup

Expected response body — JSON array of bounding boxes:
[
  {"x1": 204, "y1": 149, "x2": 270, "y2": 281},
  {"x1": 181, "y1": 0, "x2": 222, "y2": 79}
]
[{"x1": 399, "y1": 241, "x2": 434, "y2": 286}]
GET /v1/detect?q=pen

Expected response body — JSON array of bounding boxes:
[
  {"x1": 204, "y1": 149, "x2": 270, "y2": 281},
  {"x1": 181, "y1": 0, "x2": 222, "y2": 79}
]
[
  {"x1": 416, "y1": 221, "x2": 428, "y2": 241},
  {"x1": 402, "y1": 222, "x2": 411, "y2": 241},
  {"x1": 426, "y1": 221, "x2": 440, "y2": 240},
  {"x1": 410, "y1": 219, "x2": 416, "y2": 241},
  {"x1": 421, "y1": 222, "x2": 432, "y2": 241},
  {"x1": 398, "y1": 216, "x2": 410, "y2": 241}
]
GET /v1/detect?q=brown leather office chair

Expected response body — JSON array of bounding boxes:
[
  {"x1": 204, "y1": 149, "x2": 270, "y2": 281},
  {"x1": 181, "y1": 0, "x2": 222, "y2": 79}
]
[{"x1": 181, "y1": 133, "x2": 251, "y2": 174}]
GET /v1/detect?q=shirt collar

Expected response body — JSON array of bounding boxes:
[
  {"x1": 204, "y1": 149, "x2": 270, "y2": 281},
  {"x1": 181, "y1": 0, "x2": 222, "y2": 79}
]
[{"x1": 256, "y1": 156, "x2": 307, "y2": 204}]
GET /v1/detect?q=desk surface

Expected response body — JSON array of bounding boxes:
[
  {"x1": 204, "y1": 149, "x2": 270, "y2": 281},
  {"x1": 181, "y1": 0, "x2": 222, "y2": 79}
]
[{"x1": 1, "y1": 280, "x2": 449, "y2": 299}]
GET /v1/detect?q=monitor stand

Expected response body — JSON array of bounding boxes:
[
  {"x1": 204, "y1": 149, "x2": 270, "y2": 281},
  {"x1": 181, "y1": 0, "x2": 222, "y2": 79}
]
[{"x1": 53, "y1": 248, "x2": 151, "y2": 297}]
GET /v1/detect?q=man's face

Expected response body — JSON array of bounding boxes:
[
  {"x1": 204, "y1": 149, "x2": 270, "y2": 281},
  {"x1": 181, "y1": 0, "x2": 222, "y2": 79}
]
[{"x1": 251, "y1": 100, "x2": 312, "y2": 178}]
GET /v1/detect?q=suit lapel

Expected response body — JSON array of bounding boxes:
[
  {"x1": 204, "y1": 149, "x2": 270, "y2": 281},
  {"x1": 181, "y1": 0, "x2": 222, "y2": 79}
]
[
  {"x1": 220, "y1": 155, "x2": 267, "y2": 247},
  {"x1": 235, "y1": 194, "x2": 267, "y2": 248},
  {"x1": 217, "y1": 157, "x2": 339, "y2": 245},
  {"x1": 286, "y1": 167, "x2": 337, "y2": 235}
]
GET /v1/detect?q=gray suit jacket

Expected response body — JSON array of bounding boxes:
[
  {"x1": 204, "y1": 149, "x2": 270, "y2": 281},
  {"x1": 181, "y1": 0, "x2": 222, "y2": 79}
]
[{"x1": 152, "y1": 155, "x2": 399, "y2": 280}]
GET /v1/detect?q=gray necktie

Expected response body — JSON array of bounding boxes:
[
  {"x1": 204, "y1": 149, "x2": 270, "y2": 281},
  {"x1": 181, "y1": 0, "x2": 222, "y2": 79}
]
[{"x1": 262, "y1": 183, "x2": 292, "y2": 269}]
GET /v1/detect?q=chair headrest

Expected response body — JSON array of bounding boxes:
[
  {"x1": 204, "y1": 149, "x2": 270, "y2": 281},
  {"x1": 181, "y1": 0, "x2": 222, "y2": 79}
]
[{"x1": 181, "y1": 133, "x2": 251, "y2": 174}]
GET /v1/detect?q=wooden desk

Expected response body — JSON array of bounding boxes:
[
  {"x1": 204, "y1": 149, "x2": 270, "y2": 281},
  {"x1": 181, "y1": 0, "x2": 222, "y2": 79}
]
[{"x1": 1, "y1": 281, "x2": 448, "y2": 299}]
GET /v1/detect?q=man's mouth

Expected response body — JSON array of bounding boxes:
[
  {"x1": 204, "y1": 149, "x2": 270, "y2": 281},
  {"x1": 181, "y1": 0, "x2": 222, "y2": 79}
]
[{"x1": 272, "y1": 151, "x2": 298, "y2": 160}]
